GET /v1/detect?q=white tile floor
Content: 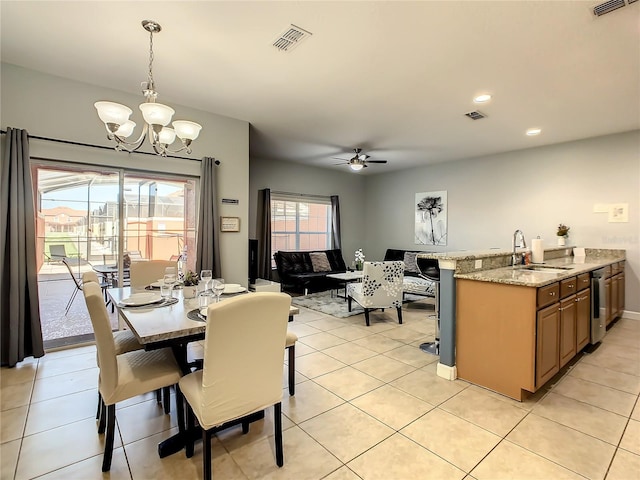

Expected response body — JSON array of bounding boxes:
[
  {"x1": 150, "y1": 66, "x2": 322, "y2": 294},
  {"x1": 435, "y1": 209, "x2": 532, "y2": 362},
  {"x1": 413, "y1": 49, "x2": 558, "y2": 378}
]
[{"x1": 1, "y1": 300, "x2": 639, "y2": 480}]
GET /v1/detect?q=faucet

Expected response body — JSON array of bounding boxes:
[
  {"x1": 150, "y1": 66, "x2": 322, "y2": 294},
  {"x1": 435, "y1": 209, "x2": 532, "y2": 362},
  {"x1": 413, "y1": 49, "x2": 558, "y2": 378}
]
[{"x1": 512, "y1": 229, "x2": 527, "y2": 266}]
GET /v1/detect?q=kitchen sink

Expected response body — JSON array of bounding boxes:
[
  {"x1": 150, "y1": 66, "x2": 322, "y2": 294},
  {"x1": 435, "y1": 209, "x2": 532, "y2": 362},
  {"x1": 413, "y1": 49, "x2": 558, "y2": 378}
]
[{"x1": 520, "y1": 265, "x2": 574, "y2": 273}]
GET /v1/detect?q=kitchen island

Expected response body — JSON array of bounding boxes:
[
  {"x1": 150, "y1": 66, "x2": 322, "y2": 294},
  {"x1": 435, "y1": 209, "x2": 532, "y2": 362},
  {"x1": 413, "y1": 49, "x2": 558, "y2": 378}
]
[{"x1": 455, "y1": 250, "x2": 625, "y2": 401}]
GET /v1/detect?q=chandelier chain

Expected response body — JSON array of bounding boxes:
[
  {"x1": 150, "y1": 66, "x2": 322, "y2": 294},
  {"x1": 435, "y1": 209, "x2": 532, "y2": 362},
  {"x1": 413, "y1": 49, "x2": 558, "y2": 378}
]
[{"x1": 148, "y1": 29, "x2": 155, "y2": 89}]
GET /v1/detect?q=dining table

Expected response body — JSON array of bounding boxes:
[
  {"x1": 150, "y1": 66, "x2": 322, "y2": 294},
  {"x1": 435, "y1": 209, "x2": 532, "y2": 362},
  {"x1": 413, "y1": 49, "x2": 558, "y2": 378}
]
[
  {"x1": 107, "y1": 285, "x2": 299, "y2": 457},
  {"x1": 92, "y1": 264, "x2": 130, "y2": 288}
]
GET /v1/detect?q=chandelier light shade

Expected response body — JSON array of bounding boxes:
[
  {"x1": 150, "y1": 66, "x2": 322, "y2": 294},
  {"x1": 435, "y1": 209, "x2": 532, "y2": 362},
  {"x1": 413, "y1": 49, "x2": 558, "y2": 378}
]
[
  {"x1": 94, "y1": 20, "x2": 202, "y2": 156},
  {"x1": 350, "y1": 163, "x2": 364, "y2": 171}
]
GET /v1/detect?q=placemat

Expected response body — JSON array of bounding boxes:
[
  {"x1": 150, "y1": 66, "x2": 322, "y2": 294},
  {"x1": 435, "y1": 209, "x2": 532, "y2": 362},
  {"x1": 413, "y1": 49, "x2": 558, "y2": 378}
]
[{"x1": 187, "y1": 308, "x2": 206, "y2": 322}]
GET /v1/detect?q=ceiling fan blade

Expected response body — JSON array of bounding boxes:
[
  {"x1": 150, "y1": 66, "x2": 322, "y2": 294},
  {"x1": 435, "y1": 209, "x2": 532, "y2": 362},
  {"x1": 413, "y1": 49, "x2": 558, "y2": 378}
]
[
  {"x1": 331, "y1": 156, "x2": 349, "y2": 161},
  {"x1": 358, "y1": 154, "x2": 369, "y2": 161},
  {"x1": 365, "y1": 160, "x2": 388, "y2": 164},
  {"x1": 333, "y1": 162, "x2": 348, "y2": 166}
]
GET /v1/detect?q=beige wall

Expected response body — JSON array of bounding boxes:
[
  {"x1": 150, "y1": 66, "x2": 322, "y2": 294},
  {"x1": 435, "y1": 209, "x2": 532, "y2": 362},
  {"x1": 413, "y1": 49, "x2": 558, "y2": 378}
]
[{"x1": 1, "y1": 63, "x2": 249, "y2": 285}]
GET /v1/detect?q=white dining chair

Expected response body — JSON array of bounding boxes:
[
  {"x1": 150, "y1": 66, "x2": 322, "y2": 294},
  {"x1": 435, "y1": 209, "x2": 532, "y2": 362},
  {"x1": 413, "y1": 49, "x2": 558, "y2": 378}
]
[
  {"x1": 179, "y1": 292, "x2": 291, "y2": 480},
  {"x1": 83, "y1": 282, "x2": 183, "y2": 472},
  {"x1": 129, "y1": 259, "x2": 177, "y2": 290}
]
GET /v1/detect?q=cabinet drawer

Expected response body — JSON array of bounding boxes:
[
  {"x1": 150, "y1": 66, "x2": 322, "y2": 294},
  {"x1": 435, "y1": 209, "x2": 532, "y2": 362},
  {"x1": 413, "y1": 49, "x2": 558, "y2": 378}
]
[
  {"x1": 560, "y1": 277, "x2": 577, "y2": 298},
  {"x1": 611, "y1": 263, "x2": 620, "y2": 275},
  {"x1": 618, "y1": 261, "x2": 625, "y2": 272},
  {"x1": 603, "y1": 265, "x2": 612, "y2": 278},
  {"x1": 538, "y1": 283, "x2": 560, "y2": 309},
  {"x1": 577, "y1": 273, "x2": 590, "y2": 291}
]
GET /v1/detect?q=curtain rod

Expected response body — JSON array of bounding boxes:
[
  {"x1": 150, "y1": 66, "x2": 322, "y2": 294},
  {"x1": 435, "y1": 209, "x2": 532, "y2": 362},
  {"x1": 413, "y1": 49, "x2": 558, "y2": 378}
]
[
  {"x1": 0, "y1": 129, "x2": 220, "y2": 164},
  {"x1": 271, "y1": 190, "x2": 333, "y2": 200}
]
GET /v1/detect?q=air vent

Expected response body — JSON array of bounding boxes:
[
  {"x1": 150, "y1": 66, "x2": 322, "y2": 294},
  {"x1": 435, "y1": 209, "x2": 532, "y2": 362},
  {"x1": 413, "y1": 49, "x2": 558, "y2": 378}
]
[
  {"x1": 465, "y1": 111, "x2": 487, "y2": 120},
  {"x1": 593, "y1": 0, "x2": 627, "y2": 15},
  {"x1": 272, "y1": 24, "x2": 312, "y2": 52}
]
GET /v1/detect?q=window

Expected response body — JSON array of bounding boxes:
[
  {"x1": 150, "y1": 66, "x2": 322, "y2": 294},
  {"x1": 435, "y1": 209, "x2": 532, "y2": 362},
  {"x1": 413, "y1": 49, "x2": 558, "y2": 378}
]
[{"x1": 271, "y1": 194, "x2": 332, "y2": 263}]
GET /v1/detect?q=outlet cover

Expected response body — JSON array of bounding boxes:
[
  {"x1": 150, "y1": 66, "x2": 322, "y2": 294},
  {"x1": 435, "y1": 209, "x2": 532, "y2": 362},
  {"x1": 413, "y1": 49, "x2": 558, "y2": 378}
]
[{"x1": 475, "y1": 259, "x2": 483, "y2": 269}]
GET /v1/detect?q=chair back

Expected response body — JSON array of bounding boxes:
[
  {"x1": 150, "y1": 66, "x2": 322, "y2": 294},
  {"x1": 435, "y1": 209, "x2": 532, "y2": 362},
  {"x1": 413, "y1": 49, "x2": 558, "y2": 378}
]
[
  {"x1": 200, "y1": 292, "x2": 291, "y2": 427},
  {"x1": 83, "y1": 282, "x2": 118, "y2": 395},
  {"x1": 360, "y1": 261, "x2": 405, "y2": 308},
  {"x1": 130, "y1": 260, "x2": 177, "y2": 290},
  {"x1": 62, "y1": 258, "x2": 83, "y2": 290},
  {"x1": 82, "y1": 271, "x2": 100, "y2": 285},
  {"x1": 50, "y1": 244, "x2": 67, "y2": 260}
]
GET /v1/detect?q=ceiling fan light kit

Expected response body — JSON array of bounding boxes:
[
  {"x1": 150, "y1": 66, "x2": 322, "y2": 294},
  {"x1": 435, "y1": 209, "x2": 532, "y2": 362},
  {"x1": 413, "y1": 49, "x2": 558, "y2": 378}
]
[
  {"x1": 94, "y1": 20, "x2": 202, "y2": 157},
  {"x1": 332, "y1": 148, "x2": 387, "y2": 172}
]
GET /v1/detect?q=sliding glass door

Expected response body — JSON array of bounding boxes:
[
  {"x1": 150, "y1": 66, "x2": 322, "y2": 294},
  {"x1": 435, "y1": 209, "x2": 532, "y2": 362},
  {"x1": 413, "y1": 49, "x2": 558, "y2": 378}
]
[{"x1": 33, "y1": 162, "x2": 197, "y2": 348}]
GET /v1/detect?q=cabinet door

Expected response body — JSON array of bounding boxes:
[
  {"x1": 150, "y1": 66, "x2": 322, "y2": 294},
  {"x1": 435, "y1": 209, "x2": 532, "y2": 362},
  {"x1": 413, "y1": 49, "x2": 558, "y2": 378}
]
[
  {"x1": 617, "y1": 272, "x2": 625, "y2": 317},
  {"x1": 605, "y1": 278, "x2": 612, "y2": 326},
  {"x1": 576, "y1": 289, "x2": 590, "y2": 352},
  {"x1": 536, "y1": 303, "x2": 560, "y2": 388},
  {"x1": 611, "y1": 275, "x2": 619, "y2": 323},
  {"x1": 559, "y1": 296, "x2": 577, "y2": 368}
]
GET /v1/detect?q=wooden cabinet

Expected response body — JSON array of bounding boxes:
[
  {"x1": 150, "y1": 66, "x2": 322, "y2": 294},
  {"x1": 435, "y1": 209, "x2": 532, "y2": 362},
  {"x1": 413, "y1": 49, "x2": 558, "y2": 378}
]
[
  {"x1": 576, "y1": 288, "x2": 591, "y2": 352},
  {"x1": 605, "y1": 277, "x2": 612, "y2": 326},
  {"x1": 617, "y1": 270, "x2": 625, "y2": 317},
  {"x1": 559, "y1": 295, "x2": 577, "y2": 368},
  {"x1": 536, "y1": 303, "x2": 560, "y2": 387}
]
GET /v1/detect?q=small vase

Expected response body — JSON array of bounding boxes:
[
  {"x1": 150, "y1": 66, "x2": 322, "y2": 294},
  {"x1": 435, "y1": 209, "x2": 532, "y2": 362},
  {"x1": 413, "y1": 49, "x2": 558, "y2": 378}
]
[
  {"x1": 183, "y1": 285, "x2": 197, "y2": 299},
  {"x1": 355, "y1": 261, "x2": 363, "y2": 271},
  {"x1": 557, "y1": 236, "x2": 566, "y2": 246}
]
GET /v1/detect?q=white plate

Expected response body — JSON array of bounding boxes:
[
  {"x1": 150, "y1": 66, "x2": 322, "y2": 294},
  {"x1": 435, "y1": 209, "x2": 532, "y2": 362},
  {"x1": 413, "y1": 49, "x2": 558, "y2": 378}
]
[
  {"x1": 121, "y1": 292, "x2": 163, "y2": 306},
  {"x1": 199, "y1": 307, "x2": 208, "y2": 317},
  {"x1": 223, "y1": 285, "x2": 246, "y2": 294},
  {"x1": 149, "y1": 280, "x2": 164, "y2": 288}
]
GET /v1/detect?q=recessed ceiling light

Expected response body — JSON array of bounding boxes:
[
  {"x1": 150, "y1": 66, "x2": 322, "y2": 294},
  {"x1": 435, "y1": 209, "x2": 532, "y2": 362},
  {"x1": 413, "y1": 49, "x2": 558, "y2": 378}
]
[
  {"x1": 526, "y1": 128, "x2": 542, "y2": 136},
  {"x1": 473, "y1": 94, "x2": 492, "y2": 103}
]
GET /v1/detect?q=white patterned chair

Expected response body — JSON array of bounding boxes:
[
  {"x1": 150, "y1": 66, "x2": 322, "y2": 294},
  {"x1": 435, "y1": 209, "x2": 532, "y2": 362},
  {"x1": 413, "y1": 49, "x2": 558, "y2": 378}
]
[{"x1": 347, "y1": 261, "x2": 404, "y2": 326}]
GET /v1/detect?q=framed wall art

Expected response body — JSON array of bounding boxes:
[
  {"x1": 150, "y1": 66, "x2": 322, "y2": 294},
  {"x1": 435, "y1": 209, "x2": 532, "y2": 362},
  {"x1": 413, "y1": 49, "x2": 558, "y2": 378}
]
[
  {"x1": 415, "y1": 191, "x2": 447, "y2": 245},
  {"x1": 220, "y1": 216, "x2": 240, "y2": 232}
]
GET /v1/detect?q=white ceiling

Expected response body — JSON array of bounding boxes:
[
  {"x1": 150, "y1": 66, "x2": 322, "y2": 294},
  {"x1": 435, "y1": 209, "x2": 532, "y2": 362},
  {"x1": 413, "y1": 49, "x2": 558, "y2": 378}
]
[{"x1": 1, "y1": 1, "x2": 639, "y2": 174}]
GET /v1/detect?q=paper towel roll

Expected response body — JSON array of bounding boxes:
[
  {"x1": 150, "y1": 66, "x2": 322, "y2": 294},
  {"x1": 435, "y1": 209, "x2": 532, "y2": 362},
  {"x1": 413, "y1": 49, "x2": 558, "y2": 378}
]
[{"x1": 531, "y1": 238, "x2": 544, "y2": 264}]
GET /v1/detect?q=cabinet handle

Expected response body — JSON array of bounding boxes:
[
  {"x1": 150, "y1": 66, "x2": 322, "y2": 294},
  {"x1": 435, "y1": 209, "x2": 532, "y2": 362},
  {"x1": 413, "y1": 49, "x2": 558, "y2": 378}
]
[
  {"x1": 550, "y1": 292, "x2": 556, "y2": 296},
  {"x1": 568, "y1": 285, "x2": 574, "y2": 288}
]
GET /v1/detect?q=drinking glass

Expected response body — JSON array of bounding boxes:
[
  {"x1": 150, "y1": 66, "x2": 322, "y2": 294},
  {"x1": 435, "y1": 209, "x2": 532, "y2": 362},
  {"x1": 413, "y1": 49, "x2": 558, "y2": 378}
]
[
  {"x1": 160, "y1": 281, "x2": 173, "y2": 299},
  {"x1": 164, "y1": 267, "x2": 177, "y2": 288},
  {"x1": 200, "y1": 269, "x2": 212, "y2": 292},
  {"x1": 212, "y1": 278, "x2": 225, "y2": 303}
]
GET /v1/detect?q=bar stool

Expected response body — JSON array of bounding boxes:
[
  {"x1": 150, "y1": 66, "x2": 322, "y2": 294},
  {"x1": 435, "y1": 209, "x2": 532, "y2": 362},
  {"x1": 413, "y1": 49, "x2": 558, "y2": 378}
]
[{"x1": 416, "y1": 257, "x2": 440, "y2": 355}]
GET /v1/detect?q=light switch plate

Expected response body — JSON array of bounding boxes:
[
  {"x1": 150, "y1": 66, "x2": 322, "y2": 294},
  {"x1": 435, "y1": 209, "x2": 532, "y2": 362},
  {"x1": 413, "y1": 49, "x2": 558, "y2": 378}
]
[{"x1": 475, "y1": 259, "x2": 482, "y2": 269}]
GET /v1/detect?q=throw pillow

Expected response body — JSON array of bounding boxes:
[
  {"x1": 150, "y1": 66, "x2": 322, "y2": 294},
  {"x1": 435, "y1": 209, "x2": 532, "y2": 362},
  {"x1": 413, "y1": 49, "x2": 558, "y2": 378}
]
[
  {"x1": 403, "y1": 252, "x2": 419, "y2": 273},
  {"x1": 310, "y1": 252, "x2": 332, "y2": 272}
]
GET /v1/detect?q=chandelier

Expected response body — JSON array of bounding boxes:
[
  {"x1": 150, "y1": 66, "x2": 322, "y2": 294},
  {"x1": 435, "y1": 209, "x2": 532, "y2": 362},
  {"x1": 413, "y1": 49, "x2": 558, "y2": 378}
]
[{"x1": 94, "y1": 20, "x2": 202, "y2": 156}]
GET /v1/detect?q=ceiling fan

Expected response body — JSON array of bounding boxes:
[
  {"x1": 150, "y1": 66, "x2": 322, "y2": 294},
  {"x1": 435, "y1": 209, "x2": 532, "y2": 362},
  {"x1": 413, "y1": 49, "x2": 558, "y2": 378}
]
[{"x1": 332, "y1": 148, "x2": 388, "y2": 171}]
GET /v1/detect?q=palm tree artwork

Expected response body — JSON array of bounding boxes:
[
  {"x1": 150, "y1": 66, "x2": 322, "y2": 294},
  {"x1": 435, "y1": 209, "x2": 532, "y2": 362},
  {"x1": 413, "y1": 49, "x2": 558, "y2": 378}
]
[{"x1": 415, "y1": 191, "x2": 447, "y2": 245}]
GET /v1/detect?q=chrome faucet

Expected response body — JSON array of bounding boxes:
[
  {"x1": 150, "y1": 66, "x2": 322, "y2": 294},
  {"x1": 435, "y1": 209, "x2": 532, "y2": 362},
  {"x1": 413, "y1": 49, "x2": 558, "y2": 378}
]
[{"x1": 512, "y1": 229, "x2": 527, "y2": 266}]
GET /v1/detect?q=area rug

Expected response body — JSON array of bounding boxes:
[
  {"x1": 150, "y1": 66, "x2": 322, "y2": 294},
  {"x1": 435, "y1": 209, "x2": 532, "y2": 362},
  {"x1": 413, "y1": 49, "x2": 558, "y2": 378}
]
[{"x1": 291, "y1": 290, "x2": 427, "y2": 318}]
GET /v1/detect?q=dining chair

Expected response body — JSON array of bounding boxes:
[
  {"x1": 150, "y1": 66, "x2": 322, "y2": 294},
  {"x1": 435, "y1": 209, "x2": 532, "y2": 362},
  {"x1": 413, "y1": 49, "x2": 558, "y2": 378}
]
[
  {"x1": 285, "y1": 331, "x2": 298, "y2": 396},
  {"x1": 129, "y1": 259, "x2": 177, "y2": 290},
  {"x1": 347, "y1": 261, "x2": 405, "y2": 326},
  {"x1": 179, "y1": 292, "x2": 292, "y2": 480},
  {"x1": 83, "y1": 282, "x2": 184, "y2": 472},
  {"x1": 61, "y1": 258, "x2": 85, "y2": 314}
]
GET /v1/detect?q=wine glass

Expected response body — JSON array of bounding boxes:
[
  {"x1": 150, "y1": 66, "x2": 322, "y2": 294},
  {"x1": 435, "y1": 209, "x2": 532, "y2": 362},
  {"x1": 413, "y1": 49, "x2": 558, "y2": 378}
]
[
  {"x1": 200, "y1": 269, "x2": 212, "y2": 292},
  {"x1": 163, "y1": 267, "x2": 177, "y2": 293},
  {"x1": 212, "y1": 278, "x2": 225, "y2": 303}
]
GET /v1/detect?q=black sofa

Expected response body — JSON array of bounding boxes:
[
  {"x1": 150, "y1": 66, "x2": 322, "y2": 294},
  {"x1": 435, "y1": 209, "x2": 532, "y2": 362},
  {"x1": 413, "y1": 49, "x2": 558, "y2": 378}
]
[{"x1": 274, "y1": 249, "x2": 348, "y2": 294}]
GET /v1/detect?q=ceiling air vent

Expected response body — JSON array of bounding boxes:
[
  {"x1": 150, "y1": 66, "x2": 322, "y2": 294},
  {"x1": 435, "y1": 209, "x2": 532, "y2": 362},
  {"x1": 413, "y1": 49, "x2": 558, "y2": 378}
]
[
  {"x1": 593, "y1": 0, "x2": 626, "y2": 16},
  {"x1": 272, "y1": 24, "x2": 312, "y2": 52},
  {"x1": 465, "y1": 111, "x2": 487, "y2": 120}
]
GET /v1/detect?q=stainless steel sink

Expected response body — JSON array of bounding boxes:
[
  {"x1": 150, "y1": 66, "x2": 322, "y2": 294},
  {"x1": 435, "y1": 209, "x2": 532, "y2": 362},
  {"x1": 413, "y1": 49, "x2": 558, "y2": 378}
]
[{"x1": 520, "y1": 265, "x2": 574, "y2": 273}]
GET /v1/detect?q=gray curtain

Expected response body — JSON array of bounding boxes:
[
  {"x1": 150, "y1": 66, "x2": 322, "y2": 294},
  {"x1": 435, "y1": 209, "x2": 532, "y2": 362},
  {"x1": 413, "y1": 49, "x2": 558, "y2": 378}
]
[
  {"x1": 1, "y1": 128, "x2": 44, "y2": 366},
  {"x1": 256, "y1": 188, "x2": 272, "y2": 280},
  {"x1": 196, "y1": 157, "x2": 221, "y2": 278},
  {"x1": 331, "y1": 195, "x2": 342, "y2": 249}
]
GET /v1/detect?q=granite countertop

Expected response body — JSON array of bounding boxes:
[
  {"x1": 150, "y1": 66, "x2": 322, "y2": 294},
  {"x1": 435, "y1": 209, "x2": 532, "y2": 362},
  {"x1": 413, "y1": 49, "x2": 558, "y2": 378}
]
[
  {"x1": 455, "y1": 255, "x2": 625, "y2": 288},
  {"x1": 415, "y1": 246, "x2": 572, "y2": 261}
]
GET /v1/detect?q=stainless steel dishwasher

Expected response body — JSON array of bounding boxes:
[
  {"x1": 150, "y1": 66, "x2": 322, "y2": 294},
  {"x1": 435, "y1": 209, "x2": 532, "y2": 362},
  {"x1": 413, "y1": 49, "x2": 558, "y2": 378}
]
[{"x1": 590, "y1": 268, "x2": 607, "y2": 344}]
